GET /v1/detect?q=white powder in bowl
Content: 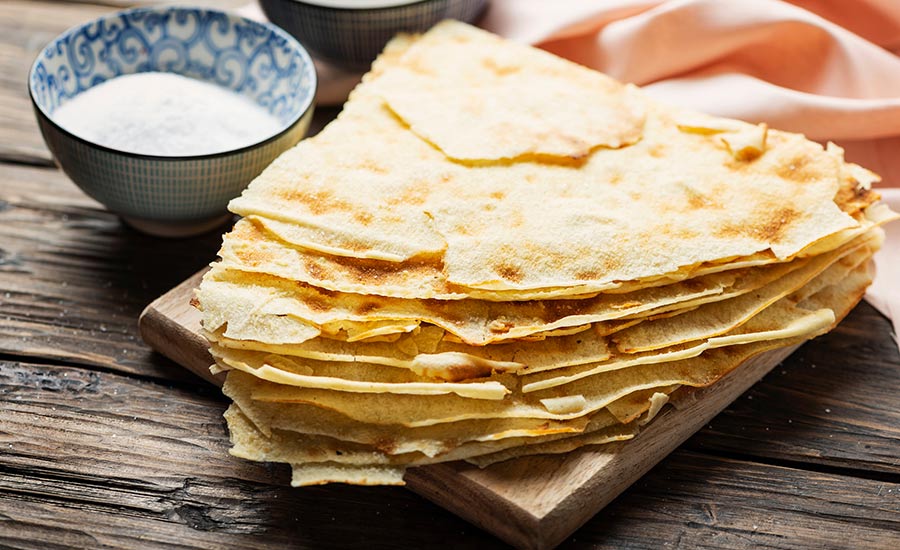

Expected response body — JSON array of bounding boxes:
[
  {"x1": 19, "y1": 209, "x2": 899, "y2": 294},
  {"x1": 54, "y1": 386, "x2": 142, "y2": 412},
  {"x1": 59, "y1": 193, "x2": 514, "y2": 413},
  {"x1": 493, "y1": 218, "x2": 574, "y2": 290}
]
[{"x1": 52, "y1": 72, "x2": 283, "y2": 156}]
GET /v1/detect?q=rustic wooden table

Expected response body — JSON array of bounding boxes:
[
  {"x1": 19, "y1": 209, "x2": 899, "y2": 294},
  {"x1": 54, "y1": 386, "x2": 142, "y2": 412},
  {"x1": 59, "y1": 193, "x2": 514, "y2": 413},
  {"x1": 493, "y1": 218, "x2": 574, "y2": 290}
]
[{"x1": 2, "y1": 2, "x2": 899, "y2": 548}]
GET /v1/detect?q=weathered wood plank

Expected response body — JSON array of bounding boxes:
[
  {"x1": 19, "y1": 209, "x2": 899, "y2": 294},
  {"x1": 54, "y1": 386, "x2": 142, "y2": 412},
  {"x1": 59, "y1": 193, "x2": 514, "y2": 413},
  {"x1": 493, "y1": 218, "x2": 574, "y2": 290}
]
[
  {"x1": 0, "y1": 359, "x2": 505, "y2": 549},
  {"x1": 0, "y1": 1, "x2": 115, "y2": 165},
  {"x1": 687, "y1": 302, "x2": 900, "y2": 475},
  {"x1": 0, "y1": 163, "x2": 223, "y2": 383},
  {"x1": 1, "y1": 360, "x2": 897, "y2": 549},
  {"x1": 566, "y1": 450, "x2": 900, "y2": 549}
]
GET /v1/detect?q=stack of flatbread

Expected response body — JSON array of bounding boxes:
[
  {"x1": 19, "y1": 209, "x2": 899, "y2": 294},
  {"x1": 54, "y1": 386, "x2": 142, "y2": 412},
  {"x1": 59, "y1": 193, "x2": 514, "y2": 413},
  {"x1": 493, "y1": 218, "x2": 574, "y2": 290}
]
[{"x1": 196, "y1": 21, "x2": 897, "y2": 486}]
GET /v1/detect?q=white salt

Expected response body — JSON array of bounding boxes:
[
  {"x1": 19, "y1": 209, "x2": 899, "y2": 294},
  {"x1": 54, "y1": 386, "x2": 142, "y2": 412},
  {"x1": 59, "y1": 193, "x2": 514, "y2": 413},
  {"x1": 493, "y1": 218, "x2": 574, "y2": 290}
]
[{"x1": 53, "y1": 72, "x2": 282, "y2": 156}]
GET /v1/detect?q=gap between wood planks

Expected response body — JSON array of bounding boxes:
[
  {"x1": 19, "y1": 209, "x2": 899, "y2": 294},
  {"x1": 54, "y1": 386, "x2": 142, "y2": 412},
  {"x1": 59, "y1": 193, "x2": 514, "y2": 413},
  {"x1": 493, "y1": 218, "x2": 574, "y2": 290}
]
[
  {"x1": 0, "y1": 350, "x2": 213, "y2": 391},
  {"x1": 1, "y1": 442, "x2": 896, "y2": 550},
  {"x1": 691, "y1": 448, "x2": 900, "y2": 485}
]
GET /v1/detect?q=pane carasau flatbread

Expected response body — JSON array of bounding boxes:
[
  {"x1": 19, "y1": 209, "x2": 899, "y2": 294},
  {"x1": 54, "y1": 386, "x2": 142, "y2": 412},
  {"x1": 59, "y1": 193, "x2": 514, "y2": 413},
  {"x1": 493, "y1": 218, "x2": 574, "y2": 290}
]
[{"x1": 196, "y1": 20, "x2": 895, "y2": 486}]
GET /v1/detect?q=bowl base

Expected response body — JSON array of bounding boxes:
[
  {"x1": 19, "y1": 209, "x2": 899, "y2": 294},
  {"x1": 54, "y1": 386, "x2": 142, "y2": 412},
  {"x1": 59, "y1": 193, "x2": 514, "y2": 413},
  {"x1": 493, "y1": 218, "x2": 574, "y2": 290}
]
[{"x1": 122, "y1": 213, "x2": 232, "y2": 238}]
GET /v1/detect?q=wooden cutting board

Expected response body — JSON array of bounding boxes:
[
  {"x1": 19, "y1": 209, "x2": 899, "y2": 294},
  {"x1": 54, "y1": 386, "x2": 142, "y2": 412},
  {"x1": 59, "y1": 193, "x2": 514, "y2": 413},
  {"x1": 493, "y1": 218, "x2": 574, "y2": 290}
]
[{"x1": 140, "y1": 270, "x2": 799, "y2": 550}]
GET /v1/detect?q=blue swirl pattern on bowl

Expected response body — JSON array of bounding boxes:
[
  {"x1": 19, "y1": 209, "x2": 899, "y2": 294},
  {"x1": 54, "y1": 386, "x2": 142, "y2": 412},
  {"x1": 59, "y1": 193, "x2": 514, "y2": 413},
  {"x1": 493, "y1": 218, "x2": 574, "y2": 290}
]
[
  {"x1": 29, "y1": 6, "x2": 317, "y2": 233},
  {"x1": 260, "y1": 0, "x2": 488, "y2": 70}
]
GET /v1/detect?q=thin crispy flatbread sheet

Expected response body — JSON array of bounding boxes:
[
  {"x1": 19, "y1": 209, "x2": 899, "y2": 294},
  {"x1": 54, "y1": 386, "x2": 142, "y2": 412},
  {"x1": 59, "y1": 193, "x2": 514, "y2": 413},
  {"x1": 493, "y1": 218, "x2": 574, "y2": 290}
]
[
  {"x1": 204, "y1": 20, "x2": 894, "y2": 489},
  {"x1": 208, "y1": 325, "x2": 610, "y2": 378},
  {"x1": 218, "y1": 218, "x2": 612, "y2": 301},
  {"x1": 320, "y1": 318, "x2": 420, "y2": 342},
  {"x1": 226, "y1": 399, "x2": 628, "y2": 466},
  {"x1": 217, "y1": 201, "x2": 890, "y2": 309},
  {"x1": 223, "y1": 371, "x2": 591, "y2": 456},
  {"x1": 228, "y1": 404, "x2": 632, "y2": 477},
  {"x1": 425, "y1": 121, "x2": 858, "y2": 292},
  {"x1": 225, "y1": 34, "x2": 439, "y2": 269},
  {"x1": 377, "y1": 58, "x2": 646, "y2": 162},
  {"x1": 524, "y1": 256, "x2": 873, "y2": 392},
  {"x1": 201, "y1": 230, "x2": 873, "y2": 376},
  {"x1": 612, "y1": 241, "x2": 875, "y2": 353},
  {"x1": 228, "y1": 230, "x2": 867, "y2": 382},
  {"x1": 201, "y1": 259, "x2": 734, "y2": 344},
  {"x1": 207, "y1": 236, "x2": 863, "y2": 392},
  {"x1": 606, "y1": 266, "x2": 874, "y2": 434},
  {"x1": 219, "y1": 201, "x2": 881, "y2": 305},
  {"x1": 198, "y1": 279, "x2": 321, "y2": 344},
  {"x1": 228, "y1": 391, "x2": 659, "y2": 480},
  {"x1": 221, "y1": 260, "x2": 875, "y2": 482},
  {"x1": 229, "y1": 402, "x2": 636, "y2": 472},
  {"x1": 796, "y1": 260, "x2": 874, "y2": 312},
  {"x1": 227, "y1": 405, "x2": 409, "y2": 466},
  {"x1": 465, "y1": 390, "x2": 672, "y2": 468},
  {"x1": 211, "y1": 345, "x2": 512, "y2": 400},
  {"x1": 791, "y1": 252, "x2": 874, "y2": 304},
  {"x1": 250, "y1": 304, "x2": 833, "y2": 427},
  {"x1": 794, "y1": 202, "x2": 894, "y2": 258},
  {"x1": 202, "y1": 248, "x2": 805, "y2": 345},
  {"x1": 226, "y1": 21, "x2": 874, "y2": 300},
  {"x1": 217, "y1": 231, "x2": 871, "y2": 390},
  {"x1": 606, "y1": 386, "x2": 680, "y2": 424},
  {"x1": 225, "y1": 404, "x2": 588, "y2": 465},
  {"x1": 291, "y1": 462, "x2": 406, "y2": 487},
  {"x1": 464, "y1": 424, "x2": 640, "y2": 469},
  {"x1": 521, "y1": 309, "x2": 835, "y2": 393},
  {"x1": 209, "y1": 326, "x2": 537, "y2": 380},
  {"x1": 254, "y1": 215, "x2": 444, "y2": 263}
]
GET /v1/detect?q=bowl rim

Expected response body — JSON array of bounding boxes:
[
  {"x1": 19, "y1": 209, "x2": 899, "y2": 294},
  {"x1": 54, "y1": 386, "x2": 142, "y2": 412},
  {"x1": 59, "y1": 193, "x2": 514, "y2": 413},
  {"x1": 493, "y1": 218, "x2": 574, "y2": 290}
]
[
  {"x1": 283, "y1": 0, "x2": 447, "y2": 12},
  {"x1": 28, "y1": 5, "x2": 318, "y2": 162}
]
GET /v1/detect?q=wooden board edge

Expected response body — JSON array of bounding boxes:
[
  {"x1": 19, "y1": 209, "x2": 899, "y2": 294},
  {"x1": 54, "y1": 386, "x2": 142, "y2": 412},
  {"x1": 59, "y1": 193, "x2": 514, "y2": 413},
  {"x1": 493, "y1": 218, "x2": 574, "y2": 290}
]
[
  {"x1": 138, "y1": 269, "x2": 223, "y2": 387},
  {"x1": 404, "y1": 463, "x2": 542, "y2": 547},
  {"x1": 532, "y1": 344, "x2": 799, "y2": 550}
]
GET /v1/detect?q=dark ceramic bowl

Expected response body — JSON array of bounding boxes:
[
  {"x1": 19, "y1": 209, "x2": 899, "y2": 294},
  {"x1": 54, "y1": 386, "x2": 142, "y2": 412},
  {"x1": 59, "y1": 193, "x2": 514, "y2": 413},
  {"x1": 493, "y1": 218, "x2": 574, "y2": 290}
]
[{"x1": 259, "y1": 0, "x2": 488, "y2": 71}]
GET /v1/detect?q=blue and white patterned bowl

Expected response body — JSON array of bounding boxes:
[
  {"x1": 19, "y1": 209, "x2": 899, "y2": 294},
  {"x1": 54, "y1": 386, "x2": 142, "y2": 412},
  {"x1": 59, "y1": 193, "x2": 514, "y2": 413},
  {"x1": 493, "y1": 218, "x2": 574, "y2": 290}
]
[
  {"x1": 29, "y1": 6, "x2": 317, "y2": 237},
  {"x1": 260, "y1": 0, "x2": 488, "y2": 71}
]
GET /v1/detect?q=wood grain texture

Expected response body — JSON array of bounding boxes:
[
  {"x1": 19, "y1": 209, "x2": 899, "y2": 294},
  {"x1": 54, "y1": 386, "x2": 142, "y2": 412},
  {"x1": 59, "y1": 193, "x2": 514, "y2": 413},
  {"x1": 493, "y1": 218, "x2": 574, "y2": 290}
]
[
  {"x1": 0, "y1": 360, "x2": 506, "y2": 550},
  {"x1": 0, "y1": 162, "x2": 223, "y2": 384},
  {"x1": 0, "y1": 1, "x2": 113, "y2": 165},
  {"x1": 570, "y1": 449, "x2": 900, "y2": 550},
  {"x1": 2, "y1": 358, "x2": 897, "y2": 550},
  {"x1": 139, "y1": 270, "x2": 222, "y2": 386}
]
